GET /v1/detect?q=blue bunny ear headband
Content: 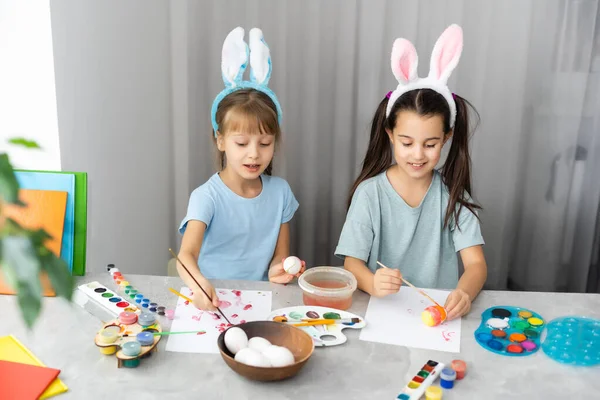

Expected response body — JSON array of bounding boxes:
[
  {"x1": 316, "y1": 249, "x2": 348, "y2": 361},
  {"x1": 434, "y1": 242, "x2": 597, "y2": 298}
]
[{"x1": 210, "y1": 27, "x2": 283, "y2": 136}]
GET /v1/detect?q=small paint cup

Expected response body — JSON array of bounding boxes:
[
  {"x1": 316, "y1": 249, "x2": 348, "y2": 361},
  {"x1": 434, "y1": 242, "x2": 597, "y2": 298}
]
[
  {"x1": 440, "y1": 367, "x2": 456, "y2": 388},
  {"x1": 138, "y1": 313, "x2": 156, "y2": 327},
  {"x1": 99, "y1": 325, "x2": 120, "y2": 344},
  {"x1": 119, "y1": 311, "x2": 138, "y2": 325},
  {"x1": 136, "y1": 331, "x2": 154, "y2": 346},
  {"x1": 451, "y1": 360, "x2": 466, "y2": 380},
  {"x1": 425, "y1": 386, "x2": 443, "y2": 400},
  {"x1": 165, "y1": 309, "x2": 175, "y2": 320},
  {"x1": 121, "y1": 341, "x2": 142, "y2": 357}
]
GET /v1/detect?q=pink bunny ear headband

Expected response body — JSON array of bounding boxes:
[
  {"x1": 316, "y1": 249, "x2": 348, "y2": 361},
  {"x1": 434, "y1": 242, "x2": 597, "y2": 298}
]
[{"x1": 385, "y1": 24, "x2": 463, "y2": 128}]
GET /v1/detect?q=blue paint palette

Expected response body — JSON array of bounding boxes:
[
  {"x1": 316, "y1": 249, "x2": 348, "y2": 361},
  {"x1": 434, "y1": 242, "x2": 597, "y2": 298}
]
[
  {"x1": 541, "y1": 316, "x2": 600, "y2": 366},
  {"x1": 474, "y1": 306, "x2": 544, "y2": 357}
]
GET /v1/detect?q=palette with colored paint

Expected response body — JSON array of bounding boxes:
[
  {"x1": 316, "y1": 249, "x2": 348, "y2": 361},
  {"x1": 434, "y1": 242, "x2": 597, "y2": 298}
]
[
  {"x1": 94, "y1": 311, "x2": 162, "y2": 368},
  {"x1": 77, "y1": 281, "x2": 139, "y2": 318},
  {"x1": 474, "y1": 306, "x2": 544, "y2": 357},
  {"x1": 267, "y1": 306, "x2": 366, "y2": 347},
  {"x1": 541, "y1": 316, "x2": 600, "y2": 366}
]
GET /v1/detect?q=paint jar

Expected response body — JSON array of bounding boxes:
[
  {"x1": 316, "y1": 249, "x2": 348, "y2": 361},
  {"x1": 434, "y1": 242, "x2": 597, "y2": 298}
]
[
  {"x1": 425, "y1": 386, "x2": 443, "y2": 400},
  {"x1": 298, "y1": 267, "x2": 357, "y2": 310},
  {"x1": 138, "y1": 312, "x2": 156, "y2": 327},
  {"x1": 121, "y1": 341, "x2": 142, "y2": 357}
]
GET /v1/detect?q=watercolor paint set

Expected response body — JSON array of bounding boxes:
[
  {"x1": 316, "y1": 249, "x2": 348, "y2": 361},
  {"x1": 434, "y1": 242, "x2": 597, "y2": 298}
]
[{"x1": 395, "y1": 360, "x2": 445, "y2": 400}]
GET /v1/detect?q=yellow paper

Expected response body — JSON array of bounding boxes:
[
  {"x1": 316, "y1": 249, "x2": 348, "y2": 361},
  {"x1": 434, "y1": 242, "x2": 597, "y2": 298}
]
[{"x1": 0, "y1": 335, "x2": 68, "y2": 398}]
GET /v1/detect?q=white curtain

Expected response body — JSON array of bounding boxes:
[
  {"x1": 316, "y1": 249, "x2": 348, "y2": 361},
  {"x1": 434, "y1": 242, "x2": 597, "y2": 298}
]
[{"x1": 172, "y1": 0, "x2": 600, "y2": 292}]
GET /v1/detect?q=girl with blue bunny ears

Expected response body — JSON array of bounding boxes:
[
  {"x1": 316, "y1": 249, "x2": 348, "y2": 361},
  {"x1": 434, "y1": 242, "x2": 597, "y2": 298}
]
[
  {"x1": 177, "y1": 27, "x2": 305, "y2": 311},
  {"x1": 335, "y1": 25, "x2": 488, "y2": 320}
]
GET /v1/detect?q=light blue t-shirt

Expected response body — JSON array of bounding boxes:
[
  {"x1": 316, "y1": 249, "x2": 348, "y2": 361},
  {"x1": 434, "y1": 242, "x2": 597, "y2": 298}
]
[
  {"x1": 335, "y1": 170, "x2": 484, "y2": 289},
  {"x1": 179, "y1": 173, "x2": 299, "y2": 281}
]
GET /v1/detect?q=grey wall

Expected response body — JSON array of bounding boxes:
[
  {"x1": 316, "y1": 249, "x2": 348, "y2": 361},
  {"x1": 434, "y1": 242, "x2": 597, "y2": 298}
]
[{"x1": 50, "y1": 0, "x2": 174, "y2": 275}]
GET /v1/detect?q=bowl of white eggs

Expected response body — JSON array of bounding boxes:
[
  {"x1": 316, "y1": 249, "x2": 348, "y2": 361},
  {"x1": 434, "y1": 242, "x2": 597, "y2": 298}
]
[{"x1": 217, "y1": 321, "x2": 314, "y2": 381}]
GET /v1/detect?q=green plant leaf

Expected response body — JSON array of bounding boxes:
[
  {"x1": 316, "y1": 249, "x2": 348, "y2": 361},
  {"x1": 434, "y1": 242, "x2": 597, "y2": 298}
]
[
  {"x1": 8, "y1": 138, "x2": 42, "y2": 149},
  {"x1": 40, "y1": 252, "x2": 74, "y2": 302},
  {"x1": 16, "y1": 280, "x2": 42, "y2": 329},
  {"x1": 0, "y1": 154, "x2": 20, "y2": 204},
  {"x1": 1, "y1": 236, "x2": 43, "y2": 329}
]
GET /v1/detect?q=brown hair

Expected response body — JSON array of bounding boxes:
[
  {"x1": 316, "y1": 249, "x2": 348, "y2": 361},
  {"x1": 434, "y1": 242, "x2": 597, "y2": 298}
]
[
  {"x1": 348, "y1": 89, "x2": 481, "y2": 229},
  {"x1": 213, "y1": 88, "x2": 281, "y2": 175}
]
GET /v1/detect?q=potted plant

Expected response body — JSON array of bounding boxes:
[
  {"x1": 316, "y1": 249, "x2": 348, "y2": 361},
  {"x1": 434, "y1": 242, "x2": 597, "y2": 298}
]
[{"x1": 0, "y1": 138, "x2": 74, "y2": 328}]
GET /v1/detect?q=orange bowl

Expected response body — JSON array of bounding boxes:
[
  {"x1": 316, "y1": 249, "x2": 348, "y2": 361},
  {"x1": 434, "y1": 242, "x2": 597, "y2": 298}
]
[{"x1": 217, "y1": 321, "x2": 314, "y2": 381}]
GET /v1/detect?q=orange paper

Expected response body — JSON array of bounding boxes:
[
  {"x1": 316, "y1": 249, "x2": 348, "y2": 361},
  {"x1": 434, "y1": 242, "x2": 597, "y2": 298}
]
[
  {"x1": 3, "y1": 189, "x2": 68, "y2": 256},
  {"x1": 0, "y1": 189, "x2": 67, "y2": 296}
]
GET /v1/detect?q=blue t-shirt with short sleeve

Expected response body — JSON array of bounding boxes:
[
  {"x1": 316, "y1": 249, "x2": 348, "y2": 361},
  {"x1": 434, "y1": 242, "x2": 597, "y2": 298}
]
[
  {"x1": 179, "y1": 173, "x2": 299, "y2": 281},
  {"x1": 335, "y1": 169, "x2": 484, "y2": 289}
]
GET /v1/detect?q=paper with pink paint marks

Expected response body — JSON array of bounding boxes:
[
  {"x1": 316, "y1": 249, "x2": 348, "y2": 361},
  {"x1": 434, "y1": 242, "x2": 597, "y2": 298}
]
[
  {"x1": 359, "y1": 287, "x2": 461, "y2": 352},
  {"x1": 165, "y1": 287, "x2": 272, "y2": 354}
]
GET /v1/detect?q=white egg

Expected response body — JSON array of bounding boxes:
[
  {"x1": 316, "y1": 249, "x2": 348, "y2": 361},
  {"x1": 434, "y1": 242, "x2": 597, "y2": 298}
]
[
  {"x1": 261, "y1": 345, "x2": 295, "y2": 367},
  {"x1": 234, "y1": 347, "x2": 272, "y2": 367},
  {"x1": 224, "y1": 327, "x2": 248, "y2": 355},
  {"x1": 248, "y1": 336, "x2": 272, "y2": 352},
  {"x1": 283, "y1": 256, "x2": 302, "y2": 275}
]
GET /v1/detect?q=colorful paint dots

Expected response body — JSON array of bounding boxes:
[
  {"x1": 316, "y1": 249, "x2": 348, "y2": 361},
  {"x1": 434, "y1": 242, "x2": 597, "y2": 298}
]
[
  {"x1": 306, "y1": 311, "x2": 319, "y2": 319},
  {"x1": 509, "y1": 333, "x2": 526, "y2": 343},
  {"x1": 486, "y1": 318, "x2": 509, "y2": 330},
  {"x1": 323, "y1": 312, "x2": 341, "y2": 320},
  {"x1": 522, "y1": 341, "x2": 537, "y2": 351},
  {"x1": 491, "y1": 308, "x2": 511, "y2": 318},
  {"x1": 94, "y1": 288, "x2": 107, "y2": 293},
  {"x1": 102, "y1": 293, "x2": 113, "y2": 298},
  {"x1": 524, "y1": 329, "x2": 539, "y2": 339},
  {"x1": 512, "y1": 321, "x2": 530, "y2": 330},
  {"x1": 288, "y1": 311, "x2": 303, "y2": 320},
  {"x1": 476, "y1": 332, "x2": 493, "y2": 342},
  {"x1": 116, "y1": 302, "x2": 129, "y2": 308},
  {"x1": 491, "y1": 329, "x2": 506, "y2": 338},
  {"x1": 507, "y1": 344, "x2": 524, "y2": 353},
  {"x1": 518, "y1": 310, "x2": 533, "y2": 319},
  {"x1": 488, "y1": 340, "x2": 503, "y2": 351},
  {"x1": 528, "y1": 317, "x2": 544, "y2": 326},
  {"x1": 109, "y1": 297, "x2": 121, "y2": 303}
]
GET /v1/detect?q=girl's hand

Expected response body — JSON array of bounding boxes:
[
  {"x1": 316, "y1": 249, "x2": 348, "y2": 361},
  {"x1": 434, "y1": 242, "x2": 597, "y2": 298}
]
[
  {"x1": 372, "y1": 267, "x2": 402, "y2": 297},
  {"x1": 191, "y1": 277, "x2": 220, "y2": 311},
  {"x1": 444, "y1": 289, "x2": 471, "y2": 320},
  {"x1": 269, "y1": 258, "x2": 306, "y2": 284}
]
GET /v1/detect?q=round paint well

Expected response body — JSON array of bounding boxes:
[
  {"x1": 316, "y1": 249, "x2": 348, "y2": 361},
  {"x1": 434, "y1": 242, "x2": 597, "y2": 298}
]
[
  {"x1": 524, "y1": 329, "x2": 539, "y2": 339},
  {"x1": 522, "y1": 341, "x2": 537, "y2": 351},
  {"x1": 109, "y1": 297, "x2": 121, "y2": 303},
  {"x1": 476, "y1": 332, "x2": 493, "y2": 342},
  {"x1": 507, "y1": 344, "x2": 524, "y2": 354},
  {"x1": 491, "y1": 308, "x2": 512, "y2": 319},
  {"x1": 102, "y1": 293, "x2": 113, "y2": 298},
  {"x1": 509, "y1": 333, "x2": 526, "y2": 343},
  {"x1": 486, "y1": 318, "x2": 509, "y2": 330},
  {"x1": 528, "y1": 317, "x2": 544, "y2": 326},
  {"x1": 487, "y1": 340, "x2": 503, "y2": 351},
  {"x1": 518, "y1": 310, "x2": 533, "y2": 319},
  {"x1": 116, "y1": 301, "x2": 129, "y2": 308},
  {"x1": 491, "y1": 329, "x2": 506, "y2": 338},
  {"x1": 94, "y1": 288, "x2": 106, "y2": 293},
  {"x1": 512, "y1": 321, "x2": 530, "y2": 331}
]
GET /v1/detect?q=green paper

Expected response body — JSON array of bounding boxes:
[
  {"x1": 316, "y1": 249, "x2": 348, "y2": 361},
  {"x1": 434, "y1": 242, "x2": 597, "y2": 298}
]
[{"x1": 16, "y1": 170, "x2": 88, "y2": 276}]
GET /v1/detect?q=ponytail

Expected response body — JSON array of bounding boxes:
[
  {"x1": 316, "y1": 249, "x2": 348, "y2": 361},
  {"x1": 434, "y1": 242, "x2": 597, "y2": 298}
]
[
  {"x1": 440, "y1": 94, "x2": 481, "y2": 229},
  {"x1": 347, "y1": 96, "x2": 394, "y2": 209}
]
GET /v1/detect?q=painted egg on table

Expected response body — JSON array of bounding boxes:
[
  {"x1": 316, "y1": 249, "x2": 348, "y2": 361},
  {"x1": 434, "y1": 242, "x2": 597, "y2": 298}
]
[
  {"x1": 261, "y1": 345, "x2": 295, "y2": 367},
  {"x1": 235, "y1": 347, "x2": 272, "y2": 367},
  {"x1": 283, "y1": 256, "x2": 302, "y2": 275},
  {"x1": 248, "y1": 336, "x2": 272, "y2": 352},
  {"x1": 421, "y1": 305, "x2": 447, "y2": 327},
  {"x1": 224, "y1": 327, "x2": 248, "y2": 355}
]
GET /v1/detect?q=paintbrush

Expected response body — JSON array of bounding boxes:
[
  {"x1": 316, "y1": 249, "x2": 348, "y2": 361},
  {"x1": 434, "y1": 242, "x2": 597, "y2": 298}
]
[
  {"x1": 295, "y1": 318, "x2": 361, "y2": 324},
  {"x1": 123, "y1": 330, "x2": 206, "y2": 337},
  {"x1": 291, "y1": 320, "x2": 337, "y2": 327},
  {"x1": 376, "y1": 260, "x2": 443, "y2": 308},
  {"x1": 168, "y1": 248, "x2": 232, "y2": 325}
]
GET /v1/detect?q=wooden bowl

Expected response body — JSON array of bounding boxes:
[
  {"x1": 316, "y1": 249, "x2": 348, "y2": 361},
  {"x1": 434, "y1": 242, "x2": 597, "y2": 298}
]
[{"x1": 217, "y1": 321, "x2": 314, "y2": 381}]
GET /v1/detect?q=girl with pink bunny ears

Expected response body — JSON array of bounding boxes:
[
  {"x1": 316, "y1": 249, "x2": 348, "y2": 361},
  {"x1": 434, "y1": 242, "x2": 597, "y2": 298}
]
[{"x1": 335, "y1": 25, "x2": 487, "y2": 320}]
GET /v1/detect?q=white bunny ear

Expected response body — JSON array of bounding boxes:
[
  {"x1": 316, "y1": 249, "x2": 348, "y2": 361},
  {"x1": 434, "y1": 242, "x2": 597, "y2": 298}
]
[
  {"x1": 249, "y1": 28, "x2": 272, "y2": 85},
  {"x1": 221, "y1": 27, "x2": 249, "y2": 87},
  {"x1": 428, "y1": 24, "x2": 463, "y2": 84},
  {"x1": 391, "y1": 38, "x2": 418, "y2": 84}
]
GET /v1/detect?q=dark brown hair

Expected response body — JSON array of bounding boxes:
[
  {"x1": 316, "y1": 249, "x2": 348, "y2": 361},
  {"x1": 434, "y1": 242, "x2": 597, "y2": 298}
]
[
  {"x1": 213, "y1": 88, "x2": 281, "y2": 175},
  {"x1": 348, "y1": 89, "x2": 481, "y2": 228}
]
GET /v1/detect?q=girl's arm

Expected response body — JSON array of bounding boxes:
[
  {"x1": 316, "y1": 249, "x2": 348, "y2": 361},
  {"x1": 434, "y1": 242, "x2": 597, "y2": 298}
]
[
  {"x1": 268, "y1": 223, "x2": 305, "y2": 283},
  {"x1": 344, "y1": 256, "x2": 402, "y2": 297},
  {"x1": 177, "y1": 220, "x2": 219, "y2": 310},
  {"x1": 445, "y1": 245, "x2": 487, "y2": 320}
]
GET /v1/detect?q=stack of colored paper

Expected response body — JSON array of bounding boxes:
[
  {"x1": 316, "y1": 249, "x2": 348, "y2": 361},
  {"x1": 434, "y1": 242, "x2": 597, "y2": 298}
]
[{"x1": 0, "y1": 335, "x2": 68, "y2": 399}]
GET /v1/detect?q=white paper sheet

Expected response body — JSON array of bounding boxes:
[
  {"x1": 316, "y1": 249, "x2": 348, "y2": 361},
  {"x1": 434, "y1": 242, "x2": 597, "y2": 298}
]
[
  {"x1": 359, "y1": 287, "x2": 461, "y2": 352},
  {"x1": 165, "y1": 287, "x2": 272, "y2": 354}
]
